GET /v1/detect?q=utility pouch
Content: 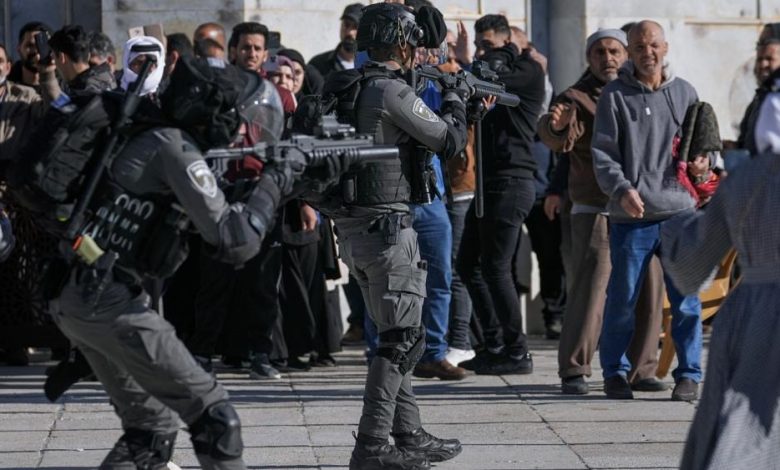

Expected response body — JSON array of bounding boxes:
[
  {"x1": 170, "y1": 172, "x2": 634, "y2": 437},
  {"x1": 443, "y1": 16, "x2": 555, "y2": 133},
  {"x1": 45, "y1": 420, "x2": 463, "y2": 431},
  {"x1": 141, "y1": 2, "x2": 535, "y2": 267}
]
[{"x1": 409, "y1": 146, "x2": 437, "y2": 205}]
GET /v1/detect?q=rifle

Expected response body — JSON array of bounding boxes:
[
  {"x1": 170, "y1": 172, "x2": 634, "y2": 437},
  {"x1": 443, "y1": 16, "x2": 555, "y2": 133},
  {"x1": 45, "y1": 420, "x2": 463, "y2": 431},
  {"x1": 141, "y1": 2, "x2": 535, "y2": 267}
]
[
  {"x1": 417, "y1": 61, "x2": 521, "y2": 218},
  {"x1": 416, "y1": 61, "x2": 521, "y2": 108},
  {"x1": 205, "y1": 115, "x2": 399, "y2": 168}
]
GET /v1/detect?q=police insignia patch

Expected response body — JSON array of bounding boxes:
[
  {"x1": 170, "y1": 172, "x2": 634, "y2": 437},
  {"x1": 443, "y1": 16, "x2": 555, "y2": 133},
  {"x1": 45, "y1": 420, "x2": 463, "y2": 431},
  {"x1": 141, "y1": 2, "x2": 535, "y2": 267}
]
[
  {"x1": 186, "y1": 161, "x2": 218, "y2": 198},
  {"x1": 412, "y1": 98, "x2": 440, "y2": 122}
]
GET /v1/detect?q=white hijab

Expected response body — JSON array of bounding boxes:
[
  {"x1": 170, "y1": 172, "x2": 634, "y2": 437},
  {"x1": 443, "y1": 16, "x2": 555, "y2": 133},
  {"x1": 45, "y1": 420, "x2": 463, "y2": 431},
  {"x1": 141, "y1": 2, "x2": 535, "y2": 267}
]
[{"x1": 121, "y1": 36, "x2": 165, "y2": 96}]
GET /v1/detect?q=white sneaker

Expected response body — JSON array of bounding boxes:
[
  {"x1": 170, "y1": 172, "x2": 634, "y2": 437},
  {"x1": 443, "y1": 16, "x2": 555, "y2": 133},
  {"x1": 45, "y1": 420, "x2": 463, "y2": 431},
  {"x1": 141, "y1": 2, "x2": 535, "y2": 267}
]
[{"x1": 445, "y1": 347, "x2": 476, "y2": 366}]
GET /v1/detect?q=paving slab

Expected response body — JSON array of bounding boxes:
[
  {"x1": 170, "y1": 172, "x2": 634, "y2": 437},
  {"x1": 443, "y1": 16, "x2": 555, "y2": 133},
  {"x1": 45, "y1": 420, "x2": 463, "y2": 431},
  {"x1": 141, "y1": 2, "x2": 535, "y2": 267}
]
[
  {"x1": 572, "y1": 442, "x2": 685, "y2": 468},
  {"x1": 0, "y1": 431, "x2": 49, "y2": 452},
  {"x1": 418, "y1": 402, "x2": 542, "y2": 423},
  {"x1": 551, "y1": 420, "x2": 691, "y2": 444},
  {"x1": 0, "y1": 338, "x2": 705, "y2": 469},
  {"x1": 532, "y1": 399, "x2": 698, "y2": 422},
  {"x1": 0, "y1": 451, "x2": 41, "y2": 468},
  {"x1": 0, "y1": 413, "x2": 57, "y2": 431}
]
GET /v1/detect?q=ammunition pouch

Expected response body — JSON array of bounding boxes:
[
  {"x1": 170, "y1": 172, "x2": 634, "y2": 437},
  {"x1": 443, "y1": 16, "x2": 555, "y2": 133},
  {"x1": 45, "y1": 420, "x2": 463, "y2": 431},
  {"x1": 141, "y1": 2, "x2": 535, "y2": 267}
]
[{"x1": 82, "y1": 180, "x2": 190, "y2": 280}]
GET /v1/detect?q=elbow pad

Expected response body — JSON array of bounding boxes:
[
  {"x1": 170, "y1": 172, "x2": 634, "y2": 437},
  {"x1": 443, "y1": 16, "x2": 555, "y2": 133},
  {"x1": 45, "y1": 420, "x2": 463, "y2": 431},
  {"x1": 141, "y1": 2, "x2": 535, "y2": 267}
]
[
  {"x1": 215, "y1": 175, "x2": 281, "y2": 265},
  {"x1": 439, "y1": 96, "x2": 468, "y2": 161}
]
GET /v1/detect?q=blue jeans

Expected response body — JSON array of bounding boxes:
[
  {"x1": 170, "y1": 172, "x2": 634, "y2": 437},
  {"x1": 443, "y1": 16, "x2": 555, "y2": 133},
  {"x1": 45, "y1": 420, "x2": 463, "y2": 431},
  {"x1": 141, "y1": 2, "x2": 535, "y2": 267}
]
[
  {"x1": 364, "y1": 200, "x2": 453, "y2": 363},
  {"x1": 600, "y1": 221, "x2": 702, "y2": 382},
  {"x1": 413, "y1": 199, "x2": 453, "y2": 362}
]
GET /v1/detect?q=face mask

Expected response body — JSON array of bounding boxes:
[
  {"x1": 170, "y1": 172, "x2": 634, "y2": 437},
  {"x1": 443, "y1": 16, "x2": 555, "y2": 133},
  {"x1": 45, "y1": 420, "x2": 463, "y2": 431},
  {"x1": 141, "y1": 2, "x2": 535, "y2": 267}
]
[{"x1": 121, "y1": 60, "x2": 164, "y2": 96}]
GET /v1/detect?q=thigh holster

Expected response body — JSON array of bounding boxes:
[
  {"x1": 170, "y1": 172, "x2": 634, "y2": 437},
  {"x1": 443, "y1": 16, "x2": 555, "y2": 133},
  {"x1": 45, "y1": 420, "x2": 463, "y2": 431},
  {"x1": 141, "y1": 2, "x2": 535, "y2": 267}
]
[
  {"x1": 376, "y1": 326, "x2": 426, "y2": 375},
  {"x1": 189, "y1": 401, "x2": 244, "y2": 460}
]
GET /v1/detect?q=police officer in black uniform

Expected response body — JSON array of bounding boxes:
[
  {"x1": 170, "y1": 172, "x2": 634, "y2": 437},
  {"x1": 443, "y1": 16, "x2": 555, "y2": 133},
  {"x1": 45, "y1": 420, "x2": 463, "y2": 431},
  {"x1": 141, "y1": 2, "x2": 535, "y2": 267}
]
[
  {"x1": 317, "y1": 4, "x2": 468, "y2": 469},
  {"x1": 42, "y1": 69, "x2": 304, "y2": 470}
]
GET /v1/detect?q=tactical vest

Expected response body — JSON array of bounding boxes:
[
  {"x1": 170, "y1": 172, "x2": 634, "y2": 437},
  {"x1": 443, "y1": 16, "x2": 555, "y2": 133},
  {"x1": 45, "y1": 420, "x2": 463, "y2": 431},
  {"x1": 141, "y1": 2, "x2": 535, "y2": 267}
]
[
  {"x1": 327, "y1": 64, "x2": 417, "y2": 207},
  {"x1": 80, "y1": 178, "x2": 190, "y2": 280}
]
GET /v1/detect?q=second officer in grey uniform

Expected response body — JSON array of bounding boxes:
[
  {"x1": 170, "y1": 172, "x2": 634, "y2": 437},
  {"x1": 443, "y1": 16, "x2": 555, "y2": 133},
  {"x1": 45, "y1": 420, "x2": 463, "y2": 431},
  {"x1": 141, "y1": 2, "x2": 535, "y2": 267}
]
[{"x1": 316, "y1": 4, "x2": 468, "y2": 469}]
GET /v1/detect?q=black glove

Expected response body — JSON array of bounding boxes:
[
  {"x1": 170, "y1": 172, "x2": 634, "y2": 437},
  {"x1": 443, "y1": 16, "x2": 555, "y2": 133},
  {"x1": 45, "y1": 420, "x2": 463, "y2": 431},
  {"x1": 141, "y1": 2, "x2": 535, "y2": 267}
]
[
  {"x1": 302, "y1": 151, "x2": 364, "y2": 192},
  {"x1": 264, "y1": 148, "x2": 307, "y2": 196}
]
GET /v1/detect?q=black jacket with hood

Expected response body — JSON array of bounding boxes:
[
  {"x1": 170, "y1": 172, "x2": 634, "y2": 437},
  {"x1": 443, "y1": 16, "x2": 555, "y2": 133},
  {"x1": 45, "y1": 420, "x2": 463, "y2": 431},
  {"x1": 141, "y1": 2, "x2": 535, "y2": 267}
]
[{"x1": 480, "y1": 44, "x2": 546, "y2": 180}]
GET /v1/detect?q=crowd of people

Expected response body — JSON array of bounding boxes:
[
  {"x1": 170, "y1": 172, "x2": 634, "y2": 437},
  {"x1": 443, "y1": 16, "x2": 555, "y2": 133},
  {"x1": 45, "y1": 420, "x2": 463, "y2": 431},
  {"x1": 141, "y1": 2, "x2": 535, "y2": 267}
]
[{"x1": 0, "y1": 0, "x2": 779, "y2": 468}]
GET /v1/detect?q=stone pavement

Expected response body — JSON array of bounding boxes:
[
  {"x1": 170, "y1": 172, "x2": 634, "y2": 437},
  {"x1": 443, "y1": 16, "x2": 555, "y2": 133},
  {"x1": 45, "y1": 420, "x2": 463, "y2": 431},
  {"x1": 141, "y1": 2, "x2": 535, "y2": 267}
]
[{"x1": 0, "y1": 338, "x2": 704, "y2": 469}]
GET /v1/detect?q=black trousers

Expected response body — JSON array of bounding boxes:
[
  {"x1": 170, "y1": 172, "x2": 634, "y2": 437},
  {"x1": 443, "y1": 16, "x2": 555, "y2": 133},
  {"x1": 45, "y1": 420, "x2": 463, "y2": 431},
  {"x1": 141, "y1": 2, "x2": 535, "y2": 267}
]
[
  {"x1": 456, "y1": 177, "x2": 536, "y2": 357},
  {"x1": 523, "y1": 201, "x2": 566, "y2": 319},
  {"x1": 188, "y1": 233, "x2": 282, "y2": 359}
]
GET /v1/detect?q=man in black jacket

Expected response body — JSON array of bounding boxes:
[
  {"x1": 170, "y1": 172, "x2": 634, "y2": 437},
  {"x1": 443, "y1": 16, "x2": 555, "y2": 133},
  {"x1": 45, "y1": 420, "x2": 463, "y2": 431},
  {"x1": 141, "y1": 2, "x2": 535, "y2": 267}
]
[
  {"x1": 47, "y1": 25, "x2": 115, "y2": 95},
  {"x1": 456, "y1": 14, "x2": 546, "y2": 375},
  {"x1": 308, "y1": 3, "x2": 363, "y2": 79}
]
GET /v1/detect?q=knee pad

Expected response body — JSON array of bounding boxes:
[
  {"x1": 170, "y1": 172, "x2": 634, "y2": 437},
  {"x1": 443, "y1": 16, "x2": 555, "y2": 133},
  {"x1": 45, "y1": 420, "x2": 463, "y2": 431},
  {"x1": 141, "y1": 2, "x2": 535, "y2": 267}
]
[
  {"x1": 100, "y1": 428, "x2": 176, "y2": 470},
  {"x1": 190, "y1": 401, "x2": 244, "y2": 460},
  {"x1": 376, "y1": 326, "x2": 426, "y2": 374}
]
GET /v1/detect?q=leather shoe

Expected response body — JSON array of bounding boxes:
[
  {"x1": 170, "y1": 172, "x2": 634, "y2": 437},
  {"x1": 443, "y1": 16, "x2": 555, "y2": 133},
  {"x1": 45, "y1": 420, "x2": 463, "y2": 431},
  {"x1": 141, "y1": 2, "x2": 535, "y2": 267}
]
[
  {"x1": 413, "y1": 360, "x2": 466, "y2": 381},
  {"x1": 631, "y1": 377, "x2": 669, "y2": 392},
  {"x1": 342, "y1": 324, "x2": 365, "y2": 346},
  {"x1": 671, "y1": 378, "x2": 698, "y2": 401},
  {"x1": 561, "y1": 375, "x2": 589, "y2": 395},
  {"x1": 350, "y1": 433, "x2": 430, "y2": 470},
  {"x1": 604, "y1": 375, "x2": 634, "y2": 399},
  {"x1": 393, "y1": 427, "x2": 462, "y2": 463}
]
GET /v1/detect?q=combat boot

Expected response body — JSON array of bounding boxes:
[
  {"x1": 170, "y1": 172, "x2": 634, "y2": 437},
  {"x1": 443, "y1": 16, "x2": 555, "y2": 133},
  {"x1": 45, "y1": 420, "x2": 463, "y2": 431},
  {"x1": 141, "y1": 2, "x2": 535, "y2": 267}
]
[
  {"x1": 392, "y1": 427, "x2": 462, "y2": 463},
  {"x1": 100, "y1": 428, "x2": 177, "y2": 469},
  {"x1": 349, "y1": 433, "x2": 430, "y2": 470}
]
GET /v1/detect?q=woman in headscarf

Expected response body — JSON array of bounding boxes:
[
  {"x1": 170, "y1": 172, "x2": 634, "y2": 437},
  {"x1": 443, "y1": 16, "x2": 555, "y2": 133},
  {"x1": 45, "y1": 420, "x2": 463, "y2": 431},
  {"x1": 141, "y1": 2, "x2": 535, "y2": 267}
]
[{"x1": 277, "y1": 48, "x2": 323, "y2": 99}]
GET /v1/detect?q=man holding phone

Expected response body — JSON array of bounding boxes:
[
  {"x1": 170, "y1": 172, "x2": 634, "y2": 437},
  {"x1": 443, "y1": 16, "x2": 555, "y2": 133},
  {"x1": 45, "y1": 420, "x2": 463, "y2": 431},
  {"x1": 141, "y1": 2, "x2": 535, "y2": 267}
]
[
  {"x1": 42, "y1": 25, "x2": 115, "y2": 97},
  {"x1": 8, "y1": 22, "x2": 52, "y2": 89}
]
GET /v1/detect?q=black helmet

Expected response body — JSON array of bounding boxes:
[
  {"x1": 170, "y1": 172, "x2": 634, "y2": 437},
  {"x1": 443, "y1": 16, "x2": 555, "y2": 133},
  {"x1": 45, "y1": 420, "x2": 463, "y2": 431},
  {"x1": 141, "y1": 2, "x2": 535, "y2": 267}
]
[{"x1": 356, "y1": 3, "x2": 424, "y2": 52}]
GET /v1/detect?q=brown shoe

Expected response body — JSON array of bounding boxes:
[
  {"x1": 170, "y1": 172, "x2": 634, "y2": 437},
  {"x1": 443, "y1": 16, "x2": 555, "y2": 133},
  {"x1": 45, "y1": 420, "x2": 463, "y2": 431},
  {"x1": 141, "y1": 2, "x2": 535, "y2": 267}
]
[
  {"x1": 413, "y1": 360, "x2": 467, "y2": 381},
  {"x1": 341, "y1": 325, "x2": 365, "y2": 346}
]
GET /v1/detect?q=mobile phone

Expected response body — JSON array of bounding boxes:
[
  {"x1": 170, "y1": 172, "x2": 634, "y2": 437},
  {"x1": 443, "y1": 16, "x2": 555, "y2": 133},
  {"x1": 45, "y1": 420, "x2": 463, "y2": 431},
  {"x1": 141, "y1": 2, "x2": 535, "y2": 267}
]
[
  {"x1": 268, "y1": 31, "x2": 282, "y2": 51},
  {"x1": 35, "y1": 31, "x2": 53, "y2": 65}
]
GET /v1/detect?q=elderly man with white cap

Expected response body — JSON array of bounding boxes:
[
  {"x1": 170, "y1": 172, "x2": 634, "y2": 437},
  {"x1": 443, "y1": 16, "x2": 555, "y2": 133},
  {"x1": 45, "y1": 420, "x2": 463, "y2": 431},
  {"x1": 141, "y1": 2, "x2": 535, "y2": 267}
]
[{"x1": 538, "y1": 27, "x2": 668, "y2": 396}]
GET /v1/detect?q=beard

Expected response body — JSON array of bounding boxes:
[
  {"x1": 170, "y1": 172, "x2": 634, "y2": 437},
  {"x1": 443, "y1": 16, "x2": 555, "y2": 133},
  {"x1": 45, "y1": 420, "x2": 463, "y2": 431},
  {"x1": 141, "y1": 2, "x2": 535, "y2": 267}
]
[
  {"x1": 22, "y1": 53, "x2": 38, "y2": 73},
  {"x1": 340, "y1": 37, "x2": 357, "y2": 55}
]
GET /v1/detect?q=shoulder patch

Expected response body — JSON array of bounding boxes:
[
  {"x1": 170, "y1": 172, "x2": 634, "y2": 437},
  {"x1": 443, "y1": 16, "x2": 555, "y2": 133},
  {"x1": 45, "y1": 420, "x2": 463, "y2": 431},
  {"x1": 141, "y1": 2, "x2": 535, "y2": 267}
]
[
  {"x1": 186, "y1": 160, "x2": 218, "y2": 198},
  {"x1": 411, "y1": 98, "x2": 440, "y2": 123}
]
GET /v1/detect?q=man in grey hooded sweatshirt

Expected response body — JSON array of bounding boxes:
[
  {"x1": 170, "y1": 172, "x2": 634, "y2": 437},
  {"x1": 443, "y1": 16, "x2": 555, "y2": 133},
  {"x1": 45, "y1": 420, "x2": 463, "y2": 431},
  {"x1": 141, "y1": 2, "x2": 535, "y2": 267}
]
[{"x1": 591, "y1": 20, "x2": 703, "y2": 401}]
